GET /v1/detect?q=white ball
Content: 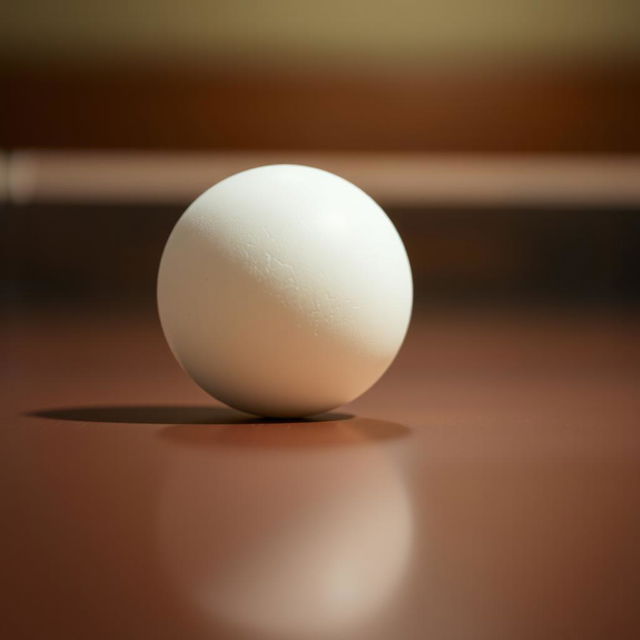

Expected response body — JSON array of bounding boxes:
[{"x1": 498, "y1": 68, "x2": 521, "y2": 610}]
[{"x1": 157, "y1": 165, "x2": 412, "y2": 417}]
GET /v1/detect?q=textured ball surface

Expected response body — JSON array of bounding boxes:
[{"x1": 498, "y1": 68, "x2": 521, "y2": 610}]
[{"x1": 157, "y1": 165, "x2": 412, "y2": 417}]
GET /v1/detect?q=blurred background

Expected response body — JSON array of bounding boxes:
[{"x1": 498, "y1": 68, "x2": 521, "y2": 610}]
[
  {"x1": 2, "y1": 0, "x2": 640, "y2": 308},
  {"x1": 3, "y1": 7, "x2": 640, "y2": 639}
]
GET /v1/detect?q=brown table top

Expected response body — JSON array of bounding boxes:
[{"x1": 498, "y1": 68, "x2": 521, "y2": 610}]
[{"x1": 2, "y1": 305, "x2": 639, "y2": 639}]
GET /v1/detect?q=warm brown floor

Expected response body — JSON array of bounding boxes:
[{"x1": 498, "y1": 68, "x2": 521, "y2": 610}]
[{"x1": 2, "y1": 305, "x2": 639, "y2": 639}]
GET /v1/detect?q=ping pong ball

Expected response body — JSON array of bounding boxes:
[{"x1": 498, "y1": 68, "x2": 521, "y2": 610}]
[{"x1": 157, "y1": 165, "x2": 412, "y2": 417}]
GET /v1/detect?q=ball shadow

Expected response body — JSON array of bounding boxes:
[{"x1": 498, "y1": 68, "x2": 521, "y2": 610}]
[
  {"x1": 159, "y1": 417, "x2": 410, "y2": 449},
  {"x1": 27, "y1": 405, "x2": 353, "y2": 425}
]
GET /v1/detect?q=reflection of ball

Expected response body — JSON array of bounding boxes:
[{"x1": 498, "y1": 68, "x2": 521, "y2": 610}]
[
  {"x1": 157, "y1": 165, "x2": 412, "y2": 417},
  {"x1": 157, "y1": 423, "x2": 413, "y2": 639}
]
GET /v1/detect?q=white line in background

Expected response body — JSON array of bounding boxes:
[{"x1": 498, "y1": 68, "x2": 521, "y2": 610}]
[{"x1": 5, "y1": 151, "x2": 640, "y2": 207}]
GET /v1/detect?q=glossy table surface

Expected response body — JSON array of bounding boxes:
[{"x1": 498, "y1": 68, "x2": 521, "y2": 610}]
[{"x1": 2, "y1": 305, "x2": 639, "y2": 639}]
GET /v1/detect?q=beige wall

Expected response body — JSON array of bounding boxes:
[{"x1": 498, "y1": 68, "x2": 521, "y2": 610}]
[{"x1": 4, "y1": 0, "x2": 640, "y2": 68}]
